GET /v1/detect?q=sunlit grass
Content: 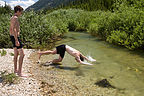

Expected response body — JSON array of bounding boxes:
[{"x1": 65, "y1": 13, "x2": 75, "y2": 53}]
[{"x1": 0, "y1": 70, "x2": 19, "y2": 85}]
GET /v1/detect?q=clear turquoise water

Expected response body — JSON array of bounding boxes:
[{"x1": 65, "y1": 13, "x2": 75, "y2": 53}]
[{"x1": 40, "y1": 32, "x2": 144, "y2": 96}]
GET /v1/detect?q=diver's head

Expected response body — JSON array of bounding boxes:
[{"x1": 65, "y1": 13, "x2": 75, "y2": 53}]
[{"x1": 80, "y1": 54, "x2": 84, "y2": 61}]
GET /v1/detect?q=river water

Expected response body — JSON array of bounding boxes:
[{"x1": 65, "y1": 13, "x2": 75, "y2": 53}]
[{"x1": 32, "y1": 32, "x2": 144, "y2": 96}]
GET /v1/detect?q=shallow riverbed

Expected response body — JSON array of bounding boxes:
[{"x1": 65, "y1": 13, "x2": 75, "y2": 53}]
[{"x1": 31, "y1": 32, "x2": 144, "y2": 96}]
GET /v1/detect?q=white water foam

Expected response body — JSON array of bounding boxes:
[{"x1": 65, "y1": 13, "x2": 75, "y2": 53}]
[
  {"x1": 87, "y1": 55, "x2": 96, "y2": 62},
  {"x1": 81, "y1": 61, "x2": 93, "y2": 65}
]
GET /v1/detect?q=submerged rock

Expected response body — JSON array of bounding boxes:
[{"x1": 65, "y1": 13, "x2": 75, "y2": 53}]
[{"x1": 95, "y1": 79, "x2": 115, "y2": 89}]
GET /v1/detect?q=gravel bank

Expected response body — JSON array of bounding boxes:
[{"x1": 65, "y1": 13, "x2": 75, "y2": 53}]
[{"x1": 0, "y1": 49, "x2": 41, "y2": 96}]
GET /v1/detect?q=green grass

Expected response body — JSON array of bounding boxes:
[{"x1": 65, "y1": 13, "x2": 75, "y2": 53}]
[
  {"x1": 9, "y1": 52, "x2": 14, "y2": 56},
  {"x1": 1, "y1": 49, "x2": 7, "y2": 56},
  {"x1": 0, "y1": 70, "x2": 19, "y2": 85}
]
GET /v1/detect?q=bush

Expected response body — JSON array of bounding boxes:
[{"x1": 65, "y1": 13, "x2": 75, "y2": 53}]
[
  {"x1": 87, "y1": 5, "x2": 144, "y2": 50},
  {"x1": 0, "y1": 5, "x2": 143, "y2": 50},
  {"x1": 106, "y1": 6, "x2": 144, "y2": 49},
  {"x1": 46, "y1": 9, "x2": 90, "y2": 31},
  {"x1": 0, "y1": 14, "x2": 12, "y2": 48}
]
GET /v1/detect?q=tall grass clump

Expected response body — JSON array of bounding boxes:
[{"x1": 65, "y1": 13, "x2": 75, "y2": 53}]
[
  {"x1": 0, "y1": 70, "x2": 18, "y2": 85},
  {"x1": 0, "y1": 49, "x2": 7, "y2": 56}
]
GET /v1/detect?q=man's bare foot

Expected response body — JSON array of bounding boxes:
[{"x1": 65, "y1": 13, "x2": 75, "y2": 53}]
[
  {"x1": 44, "y1": 61, "x2": 53, "y2": 66},
  {"x1": 14, "y1": 70, "x2": 18, "y2": 74},
  {"x1": 48, "y1": 60, "x2": 53, "y2": 63},
  {"x1": 18, "y1": 73, "x2": 29, "y2": 77}
]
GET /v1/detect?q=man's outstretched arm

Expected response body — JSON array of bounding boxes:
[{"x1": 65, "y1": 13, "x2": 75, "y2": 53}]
[{"x1": 81, "y1": 54, "x2": 96, "y2": 62}]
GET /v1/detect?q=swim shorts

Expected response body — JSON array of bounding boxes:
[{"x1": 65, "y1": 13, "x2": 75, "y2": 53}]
[
  {"x1": 10, "y1": 35, "x2": 23, "y2": 49},
  {"x1": 56, "y1": 44, "x2": 66, "y2": 58}
]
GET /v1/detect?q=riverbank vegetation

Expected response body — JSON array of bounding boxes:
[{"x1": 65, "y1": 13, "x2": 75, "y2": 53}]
[
  {"x1": 0, "y1": 0, "x2": 143, "y2": 50},
  {"x1": 0, "y1": 70, "x2": 18, "y2": 85}
]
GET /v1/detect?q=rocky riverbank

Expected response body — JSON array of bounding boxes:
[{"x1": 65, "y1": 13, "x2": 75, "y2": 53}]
[
  {"x1": 0, "y1": 49, "x2": 41, "y2": 96},
  {"x1": 0, "y1": 49, "x2": 125, "y2": 96}
]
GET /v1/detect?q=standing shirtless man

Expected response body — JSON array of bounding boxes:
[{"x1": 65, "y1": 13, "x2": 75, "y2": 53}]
[{"x1": 9, "y1": 5, "x2": 26, "y2": 77}]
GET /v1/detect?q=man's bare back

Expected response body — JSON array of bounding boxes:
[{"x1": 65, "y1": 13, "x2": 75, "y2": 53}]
[
  {"x1": 65, "y1": 45, "x2": 80, "y2": 57},
  {"x1": 10, "y1": 15, "x2": 20, "y2": 36}
]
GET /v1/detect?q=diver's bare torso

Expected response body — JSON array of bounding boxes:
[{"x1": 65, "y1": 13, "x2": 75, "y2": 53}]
[{"x1": 66, "y1": 45, "x2": 80, "y2": 57}]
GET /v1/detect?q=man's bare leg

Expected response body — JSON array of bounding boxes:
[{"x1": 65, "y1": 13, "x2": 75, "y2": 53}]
[
  {"x1": 17, "y1": 48, "x2": 26, "y2": 77},
  {"x1": 14, "y1": 48, "x2": 18, "y2": 73},
  {"x1": 38, "y1": 50, "x2": 57, "y2": 59},
  {"x1": 51, "y1": 56, "x2": 63, "y2": 63}
]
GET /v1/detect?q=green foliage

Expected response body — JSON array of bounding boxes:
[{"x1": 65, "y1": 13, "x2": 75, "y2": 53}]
[
  {"x1": 9, "y1": 52, "x2": 14, "y2": 56},
  {"x1": 87, "y1": 1, "x2": 144, "y2": 50},
  {"x1": 106, "y1": 7, "x2": 144, "y2": 49},
  {"x1": 46, "y1": 9, "x2": 90, "y2": 31},
  {"x1": 1, "y1": 49, "x2": 7, "y2": 56},
  {"x1": 0, "y1": 5, "x2": 12, "y2": 14},
  {"x1": 0, "y1": 70, "x2": 18, "y2": 85},
  {"x1": 0, "y1": 0, "x2": 143, "y2": 50},
  {"x1": 0, "y1": 14, "x2": 11, "y2": 48},
  {"x1": 62, "y1": 0, "x2": 114, "y2": 11},
  {"x1": 112, "y1": 0, "x2": 144, "y2": 10},
  {"x1": 88, "y1": 11, "x2": 112, "y2": 38},
  {"x1": 20, "y1": 11, "x2": 68, "y2": 48}
]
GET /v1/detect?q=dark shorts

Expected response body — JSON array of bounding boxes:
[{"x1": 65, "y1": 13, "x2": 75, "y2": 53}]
[
  {"x1": 56, "y1": 44, "x2": 66, "y2": 58},
  {"x1": 10, "y1": 35, "x2": 23, "y2": 49}
]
